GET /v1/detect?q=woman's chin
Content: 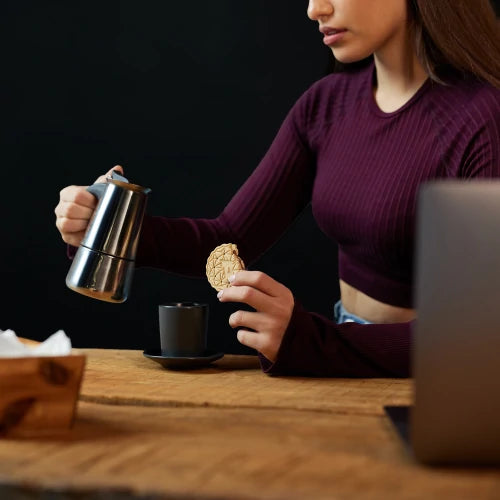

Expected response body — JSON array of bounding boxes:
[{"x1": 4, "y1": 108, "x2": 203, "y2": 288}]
[{"x1": 331, "y1": 48, "x2": 372, "y2": 65}]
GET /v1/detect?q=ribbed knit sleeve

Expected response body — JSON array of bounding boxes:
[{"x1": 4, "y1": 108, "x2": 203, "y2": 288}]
[
  {"x1": 135, "y1": 95, "x2": 315, "y2": 276},
  {"x1": 259, "y1": 300, "x2": 412, "y2": 378}
]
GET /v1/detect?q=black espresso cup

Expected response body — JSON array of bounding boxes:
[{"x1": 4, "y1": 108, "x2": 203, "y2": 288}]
[{"x1": 159, "y1": 302, "x2": 209, "y2": 357}]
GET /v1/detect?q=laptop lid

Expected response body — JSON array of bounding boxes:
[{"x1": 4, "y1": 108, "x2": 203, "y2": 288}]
[{"x1": 410, "y1": 180, "x2": 500, "y2": 465}]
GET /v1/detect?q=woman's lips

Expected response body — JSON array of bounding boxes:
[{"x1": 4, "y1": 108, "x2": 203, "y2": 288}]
[{"x1": 322, "y1": 29, "x2": 347, "y2": 46}]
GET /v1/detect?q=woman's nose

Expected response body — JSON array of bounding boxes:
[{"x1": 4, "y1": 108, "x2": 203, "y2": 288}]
[{"x1": 307, "y1": 0, "x2": 334, "y2": 21}]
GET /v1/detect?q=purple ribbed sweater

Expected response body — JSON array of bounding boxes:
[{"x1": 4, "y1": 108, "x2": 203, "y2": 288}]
[{"x1": 136, "y1": 62, "x2": 500, "y2": 377}]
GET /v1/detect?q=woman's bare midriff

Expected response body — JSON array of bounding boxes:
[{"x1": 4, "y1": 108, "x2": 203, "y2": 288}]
[{"x1": 339, "y1": 280, "x2": 416, "y2": 324}]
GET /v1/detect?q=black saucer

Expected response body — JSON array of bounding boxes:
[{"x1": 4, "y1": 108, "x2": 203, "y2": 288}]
[{"x1": 143, "y1": 348, "x2": 224, "y2": 370}]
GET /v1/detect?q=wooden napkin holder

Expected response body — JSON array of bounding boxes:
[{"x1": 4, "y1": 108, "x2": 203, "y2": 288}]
[{"x1": 0, "y1": 354, "x2": 86, "y2": 437}]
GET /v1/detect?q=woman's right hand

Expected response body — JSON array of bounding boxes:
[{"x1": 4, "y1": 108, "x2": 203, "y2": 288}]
[{"x1": 54, "y1": 165, "x2": 124, "y2": 247}]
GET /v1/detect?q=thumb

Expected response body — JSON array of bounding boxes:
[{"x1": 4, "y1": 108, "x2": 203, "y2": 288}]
[
  {"x1": 94, "y1": 165, "x2": 125, "y2": 184},
  {"x1": 107, "y1": 165, "x2": 124, "y2": 176}
]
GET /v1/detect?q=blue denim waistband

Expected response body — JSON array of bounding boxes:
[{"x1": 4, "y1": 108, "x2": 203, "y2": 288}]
[{"x1": 334, "y1": 300, "x2": 372, "y2": 325}]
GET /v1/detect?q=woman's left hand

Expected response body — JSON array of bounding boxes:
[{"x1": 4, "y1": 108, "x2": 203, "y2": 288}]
[{"x1": 217, "y1": 270, "x2": 294, "y2": 362}]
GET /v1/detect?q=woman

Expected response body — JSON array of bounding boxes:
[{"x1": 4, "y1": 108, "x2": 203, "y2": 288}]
[{"x1": 55, "y1": 0, "x2": 500, "y2": 377}]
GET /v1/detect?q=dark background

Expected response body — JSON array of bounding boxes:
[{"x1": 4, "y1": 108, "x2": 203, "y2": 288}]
[
  {"x1": 2, "y1": 1, "x2": 337, "y2": 354},
  {"x1": 3, "y1": 1, "x2": 499, "y2": 354}
]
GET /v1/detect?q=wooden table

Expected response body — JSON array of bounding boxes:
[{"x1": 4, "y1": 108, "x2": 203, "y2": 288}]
[{"x1": 1, "y1": 349, "x2": 499, "y2": 500}]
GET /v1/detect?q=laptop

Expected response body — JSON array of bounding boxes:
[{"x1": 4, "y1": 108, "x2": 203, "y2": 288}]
[{"x1": 385, "y1": 180, "x2": 500, "y2": 465}]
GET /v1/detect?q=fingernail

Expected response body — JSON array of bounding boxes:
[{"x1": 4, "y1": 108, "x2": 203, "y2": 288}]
[
  {"x1": 217, "y1": 290, "x2": 224, "y2": 299},
  {"x1": 228, "y1": 274, "x2": 236, "y2": 283}
]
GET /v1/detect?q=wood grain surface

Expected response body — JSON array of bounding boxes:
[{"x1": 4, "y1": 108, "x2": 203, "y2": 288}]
[
  {"x1": 1, "y1": 349, "x2": 499, "y2": 500},
  {"x1": 79, "y1": 349, "x2": 412, "y2": 416},
  {"x1": 0, "y1": 355, "x2": 86, "y2": 437},
  {"x1": 1, "y1": 401, "x2": 500, "y2": 500}
]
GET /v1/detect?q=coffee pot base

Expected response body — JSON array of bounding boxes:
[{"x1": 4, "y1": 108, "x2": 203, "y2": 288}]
[{"x1": 65, "y1": 246, "x2": 134, "y2": 303}]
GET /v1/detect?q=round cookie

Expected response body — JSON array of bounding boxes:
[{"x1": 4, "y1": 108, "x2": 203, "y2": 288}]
[{"x1": 206, "y1": 243, "x2": 245, "y2": 292}]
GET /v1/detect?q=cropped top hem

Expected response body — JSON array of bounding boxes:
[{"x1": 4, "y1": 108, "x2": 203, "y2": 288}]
[{"x1": 338, "y1": 251, "x2": 412, "y2": 308}]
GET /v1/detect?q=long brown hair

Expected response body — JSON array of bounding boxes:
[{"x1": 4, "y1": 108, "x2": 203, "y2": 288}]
[{"x1": 409, "y1": 0, "x2": 500, "y2": 87}]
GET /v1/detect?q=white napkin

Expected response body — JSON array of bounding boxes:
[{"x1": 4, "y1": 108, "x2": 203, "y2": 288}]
[{"x1": 0, "y1": 329, "x2": 72, "y2": 358}]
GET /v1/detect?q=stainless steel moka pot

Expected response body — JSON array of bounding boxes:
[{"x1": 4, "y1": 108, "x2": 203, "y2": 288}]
[{"x1": 65, "y1": 171, "x2": 151, "y2": 303}]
